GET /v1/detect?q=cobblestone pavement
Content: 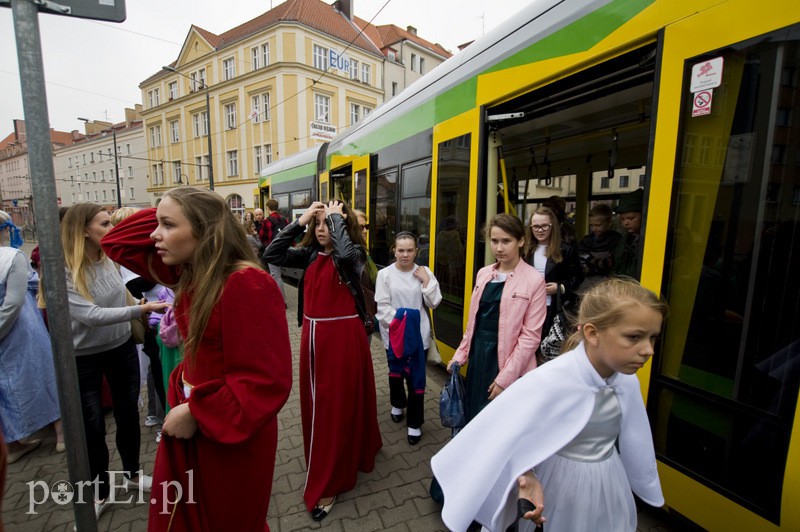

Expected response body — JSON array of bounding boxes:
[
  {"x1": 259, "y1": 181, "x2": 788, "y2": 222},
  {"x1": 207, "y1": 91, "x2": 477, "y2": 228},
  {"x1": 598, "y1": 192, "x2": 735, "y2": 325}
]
[{"x1": 2, "y1": 277, "x2": 678, "y2": 531}]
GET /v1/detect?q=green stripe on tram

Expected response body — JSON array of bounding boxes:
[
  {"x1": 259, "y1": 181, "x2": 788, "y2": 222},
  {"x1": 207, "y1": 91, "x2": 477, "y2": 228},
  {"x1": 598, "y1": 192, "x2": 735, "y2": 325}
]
[
  {"x1": 261, "y1": 161, "x2": 317, "y2": 188},
  {"x1": 485, "y1": 0, "x2": 655, "y2": 74}
]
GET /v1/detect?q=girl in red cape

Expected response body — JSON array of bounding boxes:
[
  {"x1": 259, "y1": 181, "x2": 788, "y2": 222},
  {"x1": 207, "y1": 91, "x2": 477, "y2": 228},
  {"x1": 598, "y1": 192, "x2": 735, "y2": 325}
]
[
  {"x1": 264, "y1": 200, "x2": 382, "y2": 522},
  {"x1": 102, "y1": 188, "x2": 292, "y2": 531}
]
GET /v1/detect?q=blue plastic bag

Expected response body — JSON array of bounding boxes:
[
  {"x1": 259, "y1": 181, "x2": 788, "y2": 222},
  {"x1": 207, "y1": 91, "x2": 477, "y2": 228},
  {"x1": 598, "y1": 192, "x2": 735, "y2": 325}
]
[{"x1": 440, "y1": 361, "x2": 466, "y2": 428}]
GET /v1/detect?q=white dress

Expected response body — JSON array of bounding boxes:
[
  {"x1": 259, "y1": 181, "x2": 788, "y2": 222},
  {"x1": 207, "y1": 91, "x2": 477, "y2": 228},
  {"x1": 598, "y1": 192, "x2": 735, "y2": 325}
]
[{"x1": 531, "y1": 384, "x2": 636, "y2": 532}]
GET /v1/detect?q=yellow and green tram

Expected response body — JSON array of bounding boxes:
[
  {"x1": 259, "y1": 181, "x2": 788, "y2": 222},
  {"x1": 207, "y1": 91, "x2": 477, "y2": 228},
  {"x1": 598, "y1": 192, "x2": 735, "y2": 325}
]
[{"x1": 259, "y1": 0, "x2": 800, "y2": 528}]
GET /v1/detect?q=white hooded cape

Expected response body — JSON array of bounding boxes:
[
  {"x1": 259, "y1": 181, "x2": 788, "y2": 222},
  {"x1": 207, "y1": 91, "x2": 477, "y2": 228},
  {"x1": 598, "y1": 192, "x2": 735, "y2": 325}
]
[{"x1": 430, "y1": 342, "x2": 663, "y2": 532}]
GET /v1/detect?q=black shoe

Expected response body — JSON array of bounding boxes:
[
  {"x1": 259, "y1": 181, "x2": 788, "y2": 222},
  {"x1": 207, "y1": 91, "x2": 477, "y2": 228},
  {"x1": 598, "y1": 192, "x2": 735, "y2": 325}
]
[
  {"x1": 391, "y1": 412, "x2": 404, "y2": 423},
  {"x1": 407, "y1": 433, "x2": 422, "y2": 445},
  {"x1": 311, "y1": 497, "x2": 335, "y2": 521}
]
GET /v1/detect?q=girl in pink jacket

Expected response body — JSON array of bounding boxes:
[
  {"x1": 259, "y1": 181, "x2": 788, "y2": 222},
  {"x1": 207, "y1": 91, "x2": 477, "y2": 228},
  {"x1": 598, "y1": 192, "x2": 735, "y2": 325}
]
[{"x1": 447, "y1": 214, "x2": 547, "y2": 421}]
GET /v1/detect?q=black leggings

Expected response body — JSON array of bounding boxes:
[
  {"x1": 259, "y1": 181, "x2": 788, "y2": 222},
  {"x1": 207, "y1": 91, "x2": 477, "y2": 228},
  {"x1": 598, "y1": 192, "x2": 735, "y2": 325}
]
[{"x1": 76, "y1": 337, "x2": 141, "y2": 500}]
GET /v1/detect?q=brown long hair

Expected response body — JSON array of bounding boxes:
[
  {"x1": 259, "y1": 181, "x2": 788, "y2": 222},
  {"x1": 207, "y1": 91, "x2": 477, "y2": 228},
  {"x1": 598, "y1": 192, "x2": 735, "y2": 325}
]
[
  {"x1": 561, "y1": 277, "x2": 669, "y2": 353},
  {"x1": 164, "y1": 188, "x2": 260, "y2": 362},
  {"x1": 484, "y1": 213, "x2": 526, "y2": 259},
  {"x1": 298, "y1": 200, "x2": 366, "y2": 249},
  {"x1": 526, "y1": 206, "x2": 562, "y2": 262}
]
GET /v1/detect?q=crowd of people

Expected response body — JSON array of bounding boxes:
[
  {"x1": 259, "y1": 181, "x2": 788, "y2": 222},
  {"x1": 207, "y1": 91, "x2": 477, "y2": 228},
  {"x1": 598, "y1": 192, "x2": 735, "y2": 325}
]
[{"x1": 0, "y1": 187, "x2": 661, "y2": 532}]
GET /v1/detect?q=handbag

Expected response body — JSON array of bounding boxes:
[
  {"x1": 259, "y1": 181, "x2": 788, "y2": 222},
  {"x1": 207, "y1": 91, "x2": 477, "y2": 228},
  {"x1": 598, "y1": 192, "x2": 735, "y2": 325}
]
[
  {"x1": 539, "y1": 290, "x2": 569, "y2": 362},
  {"x1": 125, "y1": 290, "x2": 147, "y2": 344},
  {"x1": 439, "y1": 361, "x2": 466, "y2": 429}
]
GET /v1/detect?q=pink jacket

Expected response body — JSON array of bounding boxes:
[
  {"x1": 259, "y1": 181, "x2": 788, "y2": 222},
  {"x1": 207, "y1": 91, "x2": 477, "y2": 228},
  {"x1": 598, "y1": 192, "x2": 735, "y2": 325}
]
[{"x1": 452, "y1": 259, "x2": 547, "y2": 389}]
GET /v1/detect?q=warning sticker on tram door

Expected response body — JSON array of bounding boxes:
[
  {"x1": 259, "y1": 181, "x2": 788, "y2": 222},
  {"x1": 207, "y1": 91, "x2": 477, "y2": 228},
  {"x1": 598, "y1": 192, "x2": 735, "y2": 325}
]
[
  {"x1": 692, "y1": 90, "x2": 713, "y2": 117},
  {"x1": 691, "y1": 57, "x2": 723, "y2": 92}
]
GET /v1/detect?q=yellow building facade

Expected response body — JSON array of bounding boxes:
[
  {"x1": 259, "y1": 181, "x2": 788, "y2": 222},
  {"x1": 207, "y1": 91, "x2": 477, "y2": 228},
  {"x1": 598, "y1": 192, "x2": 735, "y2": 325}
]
[{"x1": 139, "y1": 0, "x2": 448, "y2": 214}]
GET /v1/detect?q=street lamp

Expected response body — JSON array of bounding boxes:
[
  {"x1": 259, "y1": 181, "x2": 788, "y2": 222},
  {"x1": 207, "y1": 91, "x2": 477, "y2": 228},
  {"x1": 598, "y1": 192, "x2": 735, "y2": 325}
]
[
  {"x1": 162, "y1": 66, "x2": 215, "y2": 190},
  {"x1": 78, "y1": 117, "x2": 122, "y2": 208}
]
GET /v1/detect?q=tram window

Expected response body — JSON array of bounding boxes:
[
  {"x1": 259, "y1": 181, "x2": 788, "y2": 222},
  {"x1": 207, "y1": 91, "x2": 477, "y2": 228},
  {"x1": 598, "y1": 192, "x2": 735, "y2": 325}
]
[
  {"x1": 400, "y1": 161, "x2": 432, "y2": 258},
  {"x1": 370, "y1": 170, "x2": 397, "y2": 267},
  {"x1": 290, "y1": 190, "x2": 311, "y2": 219},
  {"x1": 433, "y1": 134, "x2": 470, "y2": 347},
  {"x1": 273, "y1": 193, "x2": 290, "y2": 218},
  {"x1": 354, "y1": 169, "x2": 367, "y2": 212},
  {"x1": 653, "y1": 27, "x2": 800, "y2": 522}
]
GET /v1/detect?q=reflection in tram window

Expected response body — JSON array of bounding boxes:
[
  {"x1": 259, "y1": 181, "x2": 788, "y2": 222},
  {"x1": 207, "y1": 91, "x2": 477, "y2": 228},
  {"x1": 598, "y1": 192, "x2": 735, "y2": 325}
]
[
  {"x1": 433, "y1": 134, "x2": 470, "y2": 347},
  {"x1": 655, "y1": 29, "x2": 800, "y2": 523},
  {"x1": 370, "y1": 170, "x2": 397, "y2": 267}
]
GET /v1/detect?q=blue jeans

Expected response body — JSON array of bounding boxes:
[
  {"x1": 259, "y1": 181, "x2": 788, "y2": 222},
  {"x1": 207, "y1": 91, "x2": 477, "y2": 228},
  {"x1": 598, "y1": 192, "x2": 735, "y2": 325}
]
[{"x1": 75, "y1": 337, "x2": 141, "y2": 500}]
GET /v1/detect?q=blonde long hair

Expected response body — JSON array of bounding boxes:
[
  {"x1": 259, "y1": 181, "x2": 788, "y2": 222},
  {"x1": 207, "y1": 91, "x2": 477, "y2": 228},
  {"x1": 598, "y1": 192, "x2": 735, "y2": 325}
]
[
  {"x1": 527, "y1": 206, "x2": 562, "y2": 263},
  {"x1": 561, "y1": 277, "x2": 669, "y2": 353},
  {"x1": 61, "y1": 203, "x2": 108, "y2": 301},
  {"x1": 164, "y1": 188, "x2": 260, "y2": 362}
]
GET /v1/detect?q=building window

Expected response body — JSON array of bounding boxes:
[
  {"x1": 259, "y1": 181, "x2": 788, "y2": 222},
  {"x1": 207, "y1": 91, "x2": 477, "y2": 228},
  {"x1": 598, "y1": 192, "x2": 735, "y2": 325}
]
[
  {"x1": 111, "y1": 188, "x2": 116, "y2": 201},
  {"x1": 94, "y1": 191, "x2": 98, "y2": 201},
  {"x1": 411, "y1": 53, "x2": 418, "y2": 72},
  {"x1": 251, "y1": 95, "x2": 261, "y2": 123},
  {"x1": 639, "y1": 174, "x2": 646, "y2": 187},
  {"x1": 193, "y1": 112, "x2": 209, "y2": 137},
  {"x1": 149, "y1": 125, "x2": 162, "y2": 147},
  {"x1": 262, "y1": 43, "x2": 269, "y2": 68},
  {"x1": 148, "y1": 88, "x2": 160, "y2": 108},
  {"x1": 126, "y1": 144, "x2": 131, "y2": 155},
  {"x1": 90, "y1": 152, "x2": 94, "y2": 163},
  {"x1": 168, "y1": 81, "x2": 178, "y2": 100},
  {"x1": 127, "y1": 166, "x2": 133, "y2": 178},
  {"x1": 68, "y1": 158, "x2": 72, "y2": 168},
  {"x1": 129, "y1": 187, "x2": 135, "y2": 199},
  {"x1": 100, "y1": 170, "x2": 105, "y2": 182},
  {"x1": 151, "y1": 163, "x2": 164, "y2": 185},
  {"x1": 313, "y1": 44, "x2": 329, "y2": 71},
  {"x1": 350, "y1": 59, "x2": 359, "y2": 80},
  {"x1": 190, "y1": 68, "x2": 206, "y2": 91},
  {"x1": 391, "y1": 82, "x2": 398, "y2": 96},
  {"x1": 251, "y1": 43, "x2": 270, "y2": 70},
  {"x1": 254, "y1": 146, "x2": 263, "y2": 173},
  {"x1": 83, "y1": 154, "x2": 86, "y2": 164},
  {"x1": 350, "y1": 103, "x2": 360, "y2": 125},
  {"x1": 265, "y1": 143, "x2": 272, "y2": 165},
  {"x1": 225, "y1": 103, "x2": 237, "y2": 130},
  {"x1": 102, "y1": 190, "x2": 107, "y2": 201},
  {"x1": 92, "y1": 171, "x2": 96, "y2": 182},
  {"x1": 227, "y1": 194, "x2": 244, "y2": 218},
  {"x1": 600, "y1": 176, "x2": 610, "y2": 189},
  {"x1": 227, "y1": 150, "x2": 238, "y2": 176},
  {"x1": 388, "y1": 50, "x2": 396, "y2": 61},
  {"x1": 171, "y1": 161, "x2": 181, "y2": 184},
  {"x1": 223, "y1": 58, "x2": 236, "y2": 80},
  {"x1": 363, "y1": 106, "x2": 372, "y2": 118},
  {"x1": 619, "y1": 175, "x2": 629, "y2": 188},
  {"x1": 314, "y1": 94, "x2": 330, "y2": 123},
  {"x1": 419, "y1": 57, "x2": 425, "y2": 74},
  {"x1": 262, "y1": 93, "x2": 271, "y2": 121},
  {"x1": 170, "y1": 120, "x2": 180, "y2": 143},
  {"x1": 361, "y1": 63, "x2": 370, "y2": 84},
  {"x1": 251, "y1": 47, "x2": 260, "y2": 70}
]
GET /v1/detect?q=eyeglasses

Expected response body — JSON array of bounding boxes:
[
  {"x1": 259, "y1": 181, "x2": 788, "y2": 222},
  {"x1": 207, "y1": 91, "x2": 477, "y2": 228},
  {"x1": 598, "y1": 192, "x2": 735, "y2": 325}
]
[
  {"x1": 531, "y1": 224, "x2": 553, "y2": 232},
  {"x1": 359, "y1": 224, "x2": 369, "y2": 230}
]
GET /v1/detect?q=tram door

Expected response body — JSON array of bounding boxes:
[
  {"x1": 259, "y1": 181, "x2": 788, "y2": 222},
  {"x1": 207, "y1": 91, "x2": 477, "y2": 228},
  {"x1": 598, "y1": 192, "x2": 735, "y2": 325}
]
[
  {"x1": 431, "y1": 110, "x2": 481, "y2": 358},
  {"x1": 649, "y1": 20, "x2": 800, "y2": 530}
]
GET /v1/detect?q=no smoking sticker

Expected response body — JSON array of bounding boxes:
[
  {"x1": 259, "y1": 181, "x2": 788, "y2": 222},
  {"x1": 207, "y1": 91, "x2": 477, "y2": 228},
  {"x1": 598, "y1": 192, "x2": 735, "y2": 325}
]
[{"x1": 692, "y1": 90, "x2": 713, "y2": 117}]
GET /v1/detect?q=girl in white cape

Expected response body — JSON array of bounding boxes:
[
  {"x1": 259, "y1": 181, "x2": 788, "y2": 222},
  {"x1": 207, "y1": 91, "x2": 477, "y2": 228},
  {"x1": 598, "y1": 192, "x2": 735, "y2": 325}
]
[{"x1": 431, "y1": 277, "x2": 667, "y2": 531}]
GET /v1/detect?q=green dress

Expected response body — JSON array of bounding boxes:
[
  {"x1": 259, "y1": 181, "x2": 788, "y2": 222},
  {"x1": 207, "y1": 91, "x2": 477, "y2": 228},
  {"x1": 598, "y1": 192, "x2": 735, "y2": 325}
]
[
  {"x1": 464, "y1": 280, "x2": 504, "y2": 422},
  {"x1": 156, "y1": 321, "x2": 184, "y2": 414}
]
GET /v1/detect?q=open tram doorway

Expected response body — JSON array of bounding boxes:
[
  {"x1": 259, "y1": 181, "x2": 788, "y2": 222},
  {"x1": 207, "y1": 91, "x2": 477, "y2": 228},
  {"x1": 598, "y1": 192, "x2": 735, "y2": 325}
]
[{"x1": 483, "y1": 43, "x2": 658, "y2": 279}]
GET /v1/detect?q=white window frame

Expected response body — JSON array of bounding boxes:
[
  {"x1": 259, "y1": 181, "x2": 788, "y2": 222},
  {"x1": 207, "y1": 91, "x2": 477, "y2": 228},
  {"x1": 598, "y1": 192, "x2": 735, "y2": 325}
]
[
  {"x1": 261, "y1": 43, "x2": 270, "y2": 68},
  {"x1": 314, "y1": 94, "x2": 330, "y2": 123},
  {"x1": 251, "y1": 95, "x2": 261, "y2": 124},
  {"x1": 223, "y1": 57, "x2": 236, "y2": 80},
  {"x1": 251, "y1": 47, "x2": 260, "y2": 70},
  {"x1": 350, "y1": 103, "x2": 360, "y2": 125},
  {"x1": 264, "y1": 143, "x2": 272, "y2": 165},
  {"x1": 411, "y1": 53, "x2": 418, "y2": 72},
  {"x1": 170, "y1": 120, "x2": 180, "y2": 143},
  {"x1": 349, "y1": 59, "x2": 359, "y2": 80},
  {"x1": 254, "y1": 145, "x2": 263, "y2": 173},
  {"x1": 129, "y1": 187, "x2": 135, "y2": 199},
  {"x1": 227, "y1": 150, "x2": 238, "y2": 176},
  {"x1": 363, "y1": 106, "x2": 372, "y2": 118},
  {"x1": 193, "y1": 112, "x2": 209, "y2": 137},
  {"x1": 168, "y1": 81, "x2": 178, "y2": 100},
  {"x1": 361, "y1": 63, "x2": 370, "y2": 84},
  {"x1": 127, "y1": 166, "x2": 133, "y2": 178},
  {"x1": 149, "y1": 125, "x2": 162, "y2": 147},
  {"x1": 419, "y1": 57, "x2": 426, "y2": 74},
  {"x1": 225, "y1": 102, "x2": 237, "y2": 130},
  {"x1": 313, "y1": 44, "x2": 328, "y2": 71},
  {"x1": 172, "y1": 161, "x2": 182, "y2": 184},
  {"x1": 152, "y1": 163, "x2": 164, "y2": 186},
  {"x1": 262, "y1": 93, "x2": 271, "y2": 121}
]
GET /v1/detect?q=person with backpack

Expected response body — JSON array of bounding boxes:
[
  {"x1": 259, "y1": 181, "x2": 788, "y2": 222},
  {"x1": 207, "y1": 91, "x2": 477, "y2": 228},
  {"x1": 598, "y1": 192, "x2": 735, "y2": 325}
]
[{"x1": 260, "y1": 198, "x2": 289, "y2": 301}]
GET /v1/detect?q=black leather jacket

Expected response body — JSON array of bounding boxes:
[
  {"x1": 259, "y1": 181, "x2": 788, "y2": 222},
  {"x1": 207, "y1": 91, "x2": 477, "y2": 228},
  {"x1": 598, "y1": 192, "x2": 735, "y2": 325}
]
[{"x1": 263, "y1": 214, "x2": 368, "y2": 327}]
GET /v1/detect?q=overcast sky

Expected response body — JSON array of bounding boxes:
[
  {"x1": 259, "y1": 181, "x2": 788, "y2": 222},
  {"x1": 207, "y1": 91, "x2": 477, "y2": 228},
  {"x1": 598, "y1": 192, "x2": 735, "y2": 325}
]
[{"x1": 0, "y1": 0, "x2": 518, "y2": 135}]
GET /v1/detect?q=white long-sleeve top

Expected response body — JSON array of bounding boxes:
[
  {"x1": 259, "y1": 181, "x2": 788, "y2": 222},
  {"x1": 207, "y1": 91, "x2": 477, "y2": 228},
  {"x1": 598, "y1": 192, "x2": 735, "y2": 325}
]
[{"x1": 375, "y1": 263, "x2": 442, "y2": 350}]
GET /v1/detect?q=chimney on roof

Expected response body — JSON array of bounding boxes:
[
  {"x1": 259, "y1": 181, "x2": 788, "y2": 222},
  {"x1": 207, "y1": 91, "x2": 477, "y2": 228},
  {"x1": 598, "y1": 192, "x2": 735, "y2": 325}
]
[
  {"x1": 335, "y1": 0, "x2": 353, "y2": 20},
  {"x1": 407, "y1": 25, "x2": 417, "y2": 36}
]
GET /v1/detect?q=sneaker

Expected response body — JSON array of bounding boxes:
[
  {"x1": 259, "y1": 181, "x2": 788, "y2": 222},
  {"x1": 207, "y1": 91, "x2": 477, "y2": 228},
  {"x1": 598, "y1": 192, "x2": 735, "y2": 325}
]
[
  {"x1": 155, "y1": 429, "x2": 162, "y2": 443},
  {"x1": 74, "y1": 500, "x2": 108, "y2": 531},
  {"x1": 124, "y1": 473, "x2": 153, "y2": 492},
  {"x1": 145, "y1": 416, "x2": 163, "y2": 427}
]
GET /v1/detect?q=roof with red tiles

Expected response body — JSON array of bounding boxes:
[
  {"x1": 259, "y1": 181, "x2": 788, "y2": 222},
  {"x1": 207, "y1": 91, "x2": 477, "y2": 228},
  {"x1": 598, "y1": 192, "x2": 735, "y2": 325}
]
[
  {"x1": 142, "y1": 0, "x2": 450, "y2": 86},
  {"x1": 0, "y1": 132, "x2": 16, "y2": 151}
]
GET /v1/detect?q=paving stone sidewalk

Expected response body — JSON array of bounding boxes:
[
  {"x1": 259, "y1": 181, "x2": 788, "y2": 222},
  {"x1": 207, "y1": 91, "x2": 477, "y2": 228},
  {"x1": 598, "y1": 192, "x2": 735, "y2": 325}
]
[{"x1": 2, "y1": 281, "x2": 676, "y2": 531}]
